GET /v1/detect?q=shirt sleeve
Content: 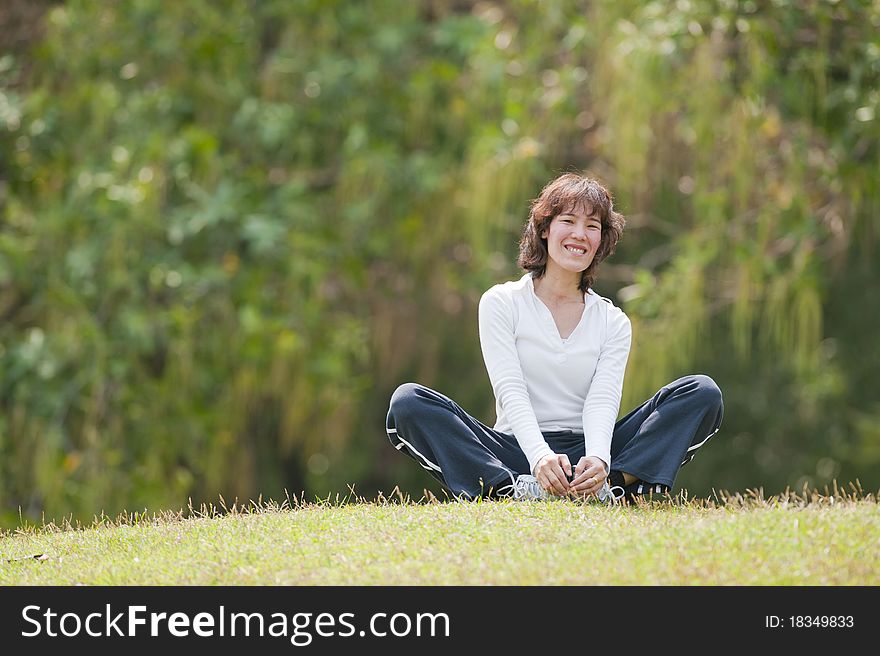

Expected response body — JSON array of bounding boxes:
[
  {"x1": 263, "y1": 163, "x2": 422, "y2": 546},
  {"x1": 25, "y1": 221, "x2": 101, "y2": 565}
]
[
  {"x1": 582, "y1": 306, "x2": 632, "y2": 471},
  {"x1": 478, "y1": 287, "x2": 554, "y2": 474}
]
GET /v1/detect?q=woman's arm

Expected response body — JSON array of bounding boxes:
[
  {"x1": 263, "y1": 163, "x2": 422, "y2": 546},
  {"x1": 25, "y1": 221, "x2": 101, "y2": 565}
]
[
  {"x1": 581, "y1": 306, "x2": 632, "y2": 471},
  {"x1": 478, "y1": 287, "x2": 554, "y2": 475}
]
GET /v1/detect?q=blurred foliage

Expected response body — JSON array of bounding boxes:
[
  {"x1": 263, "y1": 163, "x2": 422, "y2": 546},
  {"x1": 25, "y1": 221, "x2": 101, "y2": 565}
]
[{"x1": 0, "y1": 0, "x2": 878, "y2": 526}]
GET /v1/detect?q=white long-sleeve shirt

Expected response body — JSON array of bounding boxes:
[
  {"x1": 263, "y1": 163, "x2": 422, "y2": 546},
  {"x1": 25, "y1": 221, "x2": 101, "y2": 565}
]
[{"x1": 478, "y1": 272, "x2": 632, "y2": 474}]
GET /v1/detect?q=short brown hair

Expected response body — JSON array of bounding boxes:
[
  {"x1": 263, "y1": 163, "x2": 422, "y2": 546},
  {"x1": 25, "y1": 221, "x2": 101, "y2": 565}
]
[{"x1": 517, "y1": 173, "x2": 625, "y2": 292}]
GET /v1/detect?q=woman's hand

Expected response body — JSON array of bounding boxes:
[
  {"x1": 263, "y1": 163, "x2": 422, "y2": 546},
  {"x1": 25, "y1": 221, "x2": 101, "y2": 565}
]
[
  {"x1": 570, "y1": 456, "x2": 608, "y2": 497},
  {"x1": 533, "y1": 454, "x2": 573, "y2": 496}
]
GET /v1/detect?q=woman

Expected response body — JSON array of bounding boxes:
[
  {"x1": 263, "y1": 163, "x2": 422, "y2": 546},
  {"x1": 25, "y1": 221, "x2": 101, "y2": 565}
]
[{"x1": 385, "y1": 173, "x2": 723, "y2": 503}]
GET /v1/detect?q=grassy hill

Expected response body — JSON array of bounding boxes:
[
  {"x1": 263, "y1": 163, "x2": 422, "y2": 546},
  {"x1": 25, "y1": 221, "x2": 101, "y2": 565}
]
[{"x1": 2, "y1": 485, "x2": 877, "y2": 585}]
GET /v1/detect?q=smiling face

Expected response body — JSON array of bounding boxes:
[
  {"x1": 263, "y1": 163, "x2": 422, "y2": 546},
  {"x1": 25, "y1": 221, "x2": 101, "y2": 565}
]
[
  {"x1": 517, "y1": 173, "x2": 625, "y2": 292},
  {"x1": 540, "y1": 204, "x2": 603, "y2": 275}
]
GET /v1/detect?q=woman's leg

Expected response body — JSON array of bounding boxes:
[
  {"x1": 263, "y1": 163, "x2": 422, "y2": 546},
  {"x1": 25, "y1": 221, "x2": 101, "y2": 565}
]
[
  {"x1": 610, "y1": 374, "x2": 723, "y2": 498},
  {"x1": 385, "y1": 383, "x2": 531, "y2": 499}
]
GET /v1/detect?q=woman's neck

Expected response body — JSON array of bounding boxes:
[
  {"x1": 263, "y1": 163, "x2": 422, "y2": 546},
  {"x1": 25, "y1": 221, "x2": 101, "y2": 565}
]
[{"x1": 533, "y1": 266, "x2": 583, "y2": 303}]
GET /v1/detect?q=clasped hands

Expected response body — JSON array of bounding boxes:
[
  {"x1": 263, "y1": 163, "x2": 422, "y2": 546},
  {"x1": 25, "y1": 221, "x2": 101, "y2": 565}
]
[{"x1": 533, "y1": 453, "x2": 607, "y2": 498}]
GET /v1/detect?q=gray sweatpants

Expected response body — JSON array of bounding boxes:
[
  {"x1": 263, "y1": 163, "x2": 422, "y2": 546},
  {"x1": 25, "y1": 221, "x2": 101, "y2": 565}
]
[{"x1": 385, "y1": 375, "x2": 723, "y2": 499}]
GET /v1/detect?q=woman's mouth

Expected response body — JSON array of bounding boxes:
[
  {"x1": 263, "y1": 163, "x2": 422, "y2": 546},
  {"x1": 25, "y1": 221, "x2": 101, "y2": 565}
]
[{"x1": 565, "y1": 245, "x2": 587, "y2": 256}]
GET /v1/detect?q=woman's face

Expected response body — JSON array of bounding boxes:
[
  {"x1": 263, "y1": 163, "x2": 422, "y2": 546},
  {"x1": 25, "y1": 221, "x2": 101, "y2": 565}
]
[{"x1": 540, "y1": 204, "x2": 602, "y2": 274}]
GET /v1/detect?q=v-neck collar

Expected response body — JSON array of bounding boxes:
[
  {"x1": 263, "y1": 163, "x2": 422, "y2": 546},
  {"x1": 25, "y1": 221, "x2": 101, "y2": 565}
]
[{"x1": 525, "y1": 273, "x2": 598, "y2": 343}]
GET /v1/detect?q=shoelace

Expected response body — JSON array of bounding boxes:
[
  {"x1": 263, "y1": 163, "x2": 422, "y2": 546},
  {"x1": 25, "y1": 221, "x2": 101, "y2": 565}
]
[{"x1": 599, "y1": 482, "x2": 626, "y2": 505}]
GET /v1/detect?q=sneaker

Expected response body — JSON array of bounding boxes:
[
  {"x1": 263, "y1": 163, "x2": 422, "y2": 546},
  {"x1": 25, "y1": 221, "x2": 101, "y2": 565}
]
[
  {"x1": 510, "y1": 474, "x2": 551, "y2": 501},
  {"x1": 621, "y1": 482, "x2": 671, "y2": 505}
]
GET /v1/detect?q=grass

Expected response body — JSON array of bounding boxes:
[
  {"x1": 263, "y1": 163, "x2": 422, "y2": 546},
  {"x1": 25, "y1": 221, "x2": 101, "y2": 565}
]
[{"x1": 1, "y1": 483, "x2": 877, "y2": 585}]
